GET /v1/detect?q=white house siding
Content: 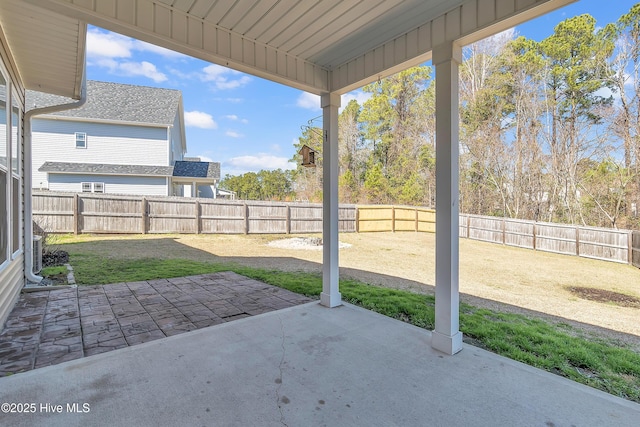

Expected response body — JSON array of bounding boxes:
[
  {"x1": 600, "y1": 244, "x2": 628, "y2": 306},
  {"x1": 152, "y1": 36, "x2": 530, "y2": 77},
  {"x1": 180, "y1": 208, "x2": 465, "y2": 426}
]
[
  {"x1": 0, "y1": 28, "x2": 25, "y2": 328},
  {"x1": 0, "y1": 253, "x2": 23, "y2": 328},
  {"x1": 169, "y1": 112, "x2": 183, "y2": 165},
  {"x1": 32, "y1": 119, "x2": 168, "y2": 188},
  {"x1": 48, "y1": 173, "x2": 168, "y2": 196}
]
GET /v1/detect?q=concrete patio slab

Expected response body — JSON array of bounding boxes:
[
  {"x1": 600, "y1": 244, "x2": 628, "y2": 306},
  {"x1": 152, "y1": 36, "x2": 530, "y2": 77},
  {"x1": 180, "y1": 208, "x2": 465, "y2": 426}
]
[{"x1": 1, "y1": 301, "x2": 638, "y2": 427}]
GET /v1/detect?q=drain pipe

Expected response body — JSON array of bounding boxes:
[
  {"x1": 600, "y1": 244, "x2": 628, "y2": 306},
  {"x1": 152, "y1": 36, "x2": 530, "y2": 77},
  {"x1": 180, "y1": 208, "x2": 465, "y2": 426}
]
[{"x1": 23, "y1": 73, "x2": 87, "y2": 283}]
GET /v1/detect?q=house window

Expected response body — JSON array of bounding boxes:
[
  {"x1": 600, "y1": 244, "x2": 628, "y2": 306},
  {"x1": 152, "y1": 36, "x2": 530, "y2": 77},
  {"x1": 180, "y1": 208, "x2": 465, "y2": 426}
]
[
  {"x1": 82, "y1": 182, "x2": 104, "y2": 193},
  {"x1": 75, "y1": 132, "x2": 87, "y2": 148},
  {"x1": 93, "y1": 182, "x2": 104, "y2": 193}
]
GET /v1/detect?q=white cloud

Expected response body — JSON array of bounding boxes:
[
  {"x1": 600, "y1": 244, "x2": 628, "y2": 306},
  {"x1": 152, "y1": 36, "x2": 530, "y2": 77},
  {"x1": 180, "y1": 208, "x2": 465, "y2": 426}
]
[
  {"x1": 201, "y1": 64, "x2": 228, "y2": 80},
  {"x1": 225, "y1": 114, "x2": 249, "y2": 124},
  {"x1": 201, "y1": 64, "x2": 252, "y2": 90},
  {"x1": 87, "y1": 27, "x2": 187, "y2": 59},
  {"x1": 297, "y1": 90, "x2": 371, "y2": 112},
  {"x1": 226, "y1": 154, "x2": 296, "y2": 173},
  {"x1": 217, "y1": 76, "x2": 252, "y2": 90},
  {"x1": 270, "y1": 144, "x2": 281, "y2": 152},
  {"x1": 225, "y1": 130, "x2": 243, "y2": 138},
  {"x1": 94, "y1": 58, "x2": 168, "y2": 82},
  {"x1": 184, "y1": 111, "x2": 218, "y2": 129},
  {"x1": 87, "y1": 28, "x2": 176, "y2": 82},
  {"x1": 135, "y1": 40, "x2": 188, "y2": 59},
  {"x1": 297, "y1": 92, "x2": 320, "y2": 110},
  {"x1": 120, "y1": 61, "x2": 168, "y2": 82},
  {"x1": 87, "y1": 30, "x2": 133, "y2": 58},
  {"x1": 95, "y1": 58, "x2": 119, "y2": 70},
  {"x1": 342, "y1": 90, "x2": 371, "y2": 108}
]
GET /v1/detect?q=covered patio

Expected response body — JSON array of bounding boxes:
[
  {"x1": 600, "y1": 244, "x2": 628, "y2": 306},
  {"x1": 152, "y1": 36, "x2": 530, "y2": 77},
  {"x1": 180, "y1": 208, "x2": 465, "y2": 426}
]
[
  {"x1": 4, "y1": 0, "x2": 639, "y2": 424},
  {"x1": 3, "y1": 0, "x2": 582, "y2": 355}
]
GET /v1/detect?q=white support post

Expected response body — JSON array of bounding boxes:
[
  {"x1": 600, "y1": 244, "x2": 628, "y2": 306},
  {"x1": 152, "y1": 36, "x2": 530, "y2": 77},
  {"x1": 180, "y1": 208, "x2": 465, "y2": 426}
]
[
  {"x1": 432, "y1": 42, "x2": 463, "y2": 355},
  {"x1": 320, "y1": 92, "x2": 342, "y2": 308}
]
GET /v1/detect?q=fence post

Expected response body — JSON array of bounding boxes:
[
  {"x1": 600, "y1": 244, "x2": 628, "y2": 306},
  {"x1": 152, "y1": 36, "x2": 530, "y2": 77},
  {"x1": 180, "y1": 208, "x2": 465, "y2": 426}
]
[
  {"x1": 194, "y1": 200, "x2": 201, "y2": 234},
  {"x1": 629, "y1": 230, "x2": 633, "y2": 265},
  {"x1": 575, "y1": 226, "x2": 580, "y2": 256},
  {"x1": 286, "y1": 205, "x2": 291, "y2": 234},
  {"x1": 391, "y1": 206, "x2": 396, "y2": 232},
  {"x1": 466, "y1": 215, "x2": 471, "y2": 238},
  {"x1": 502, "y1": 218, "x2": 506, "y2": 245},
  {"x1": 415, "y1": 208, "x2": 419, "y2": 232},
  {"x1": 244, "y1": 203, "x2": 249, "y2": 234},
  {"x1": 141, "y1": 197, "x2": 148, "y2": 234},
  {"x1": 73, "y1": 194, "x2": 79, "y2": 235},
  {"x1": 355, "y1": 207, "x2": 360, "y2": 233},
  {"x1": 532, "y1": 223, "x2": 537, "y2": 250}
]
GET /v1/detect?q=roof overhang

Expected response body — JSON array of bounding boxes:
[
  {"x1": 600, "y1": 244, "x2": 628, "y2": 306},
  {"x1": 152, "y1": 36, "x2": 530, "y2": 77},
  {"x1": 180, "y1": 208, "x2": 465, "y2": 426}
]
[
  {"x1": 40, "y1": 161, "x2": 220, "y2": 182},
  {"x1": 171, "y1": 176, "x2": 217, "y2": 184},
  {"x1": 39, "y1": 161, "x2": 174, "y2": 177},
  {"x1": 20, "y1": 0, "x2": 576, "y2": 96},
  {"x1": 32, "y1": 113, "x2": 174, "y2": 129},
  {"x1": 0, "y1": 0, "x2": 86, "y2": 99}
]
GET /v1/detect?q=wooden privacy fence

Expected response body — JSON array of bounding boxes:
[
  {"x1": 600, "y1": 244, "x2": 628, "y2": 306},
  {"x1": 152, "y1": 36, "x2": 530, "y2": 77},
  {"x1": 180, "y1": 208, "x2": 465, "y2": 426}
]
[
  {"x1": 32, "y1": 191, "x2": 356, "y2": 235},
  {"x1": 358, "y1": 207, "x2": 635, "y2": 264},
  {"x1": 33, "y1": 192, "x2": 638, "y2": 266},
  {"x1": 356, "y1": 205, "x2": 435, "y2": 232},
  {"x1": 459, "y1": 214, "x2": 634, "y2": 264},
  {"x1": 633, "y1": 231, "x2": 640, "y2": 268}
]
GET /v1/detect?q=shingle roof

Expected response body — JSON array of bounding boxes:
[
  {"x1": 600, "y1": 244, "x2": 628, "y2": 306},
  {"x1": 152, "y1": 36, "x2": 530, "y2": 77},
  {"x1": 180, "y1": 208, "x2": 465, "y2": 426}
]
[
  {"x1": 27, "y1": 80, "x2": 182, "y2": 126},
  {"x1": 172, "y1": 161, "x2": 221, "y2": 180},
  {"x1": 39, "y1": 162, "x2": 174, "y2": 177}
]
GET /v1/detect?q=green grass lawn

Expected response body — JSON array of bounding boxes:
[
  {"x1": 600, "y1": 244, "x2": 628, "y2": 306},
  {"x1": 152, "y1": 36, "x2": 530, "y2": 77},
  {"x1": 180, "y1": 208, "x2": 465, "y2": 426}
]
[
  {"x1": 69, "y1": 252, "x2": 640, "y2": 403},
  {"x1": 40, "y1": 265, "x2": 67, "y2": 277}
]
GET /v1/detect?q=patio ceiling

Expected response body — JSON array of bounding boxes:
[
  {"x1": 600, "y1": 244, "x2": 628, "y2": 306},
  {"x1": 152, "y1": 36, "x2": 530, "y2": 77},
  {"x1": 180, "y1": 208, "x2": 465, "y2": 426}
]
[{"x1": 8, "y1": 0, "x2": 576, "y2": 98}]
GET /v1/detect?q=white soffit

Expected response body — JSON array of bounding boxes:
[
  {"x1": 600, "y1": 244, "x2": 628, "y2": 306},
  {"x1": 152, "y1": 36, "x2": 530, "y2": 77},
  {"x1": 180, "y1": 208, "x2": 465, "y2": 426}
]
[
  {"x1": 0, "y1": 0, "x2": 85, "y2": 98},
  {"x1": 24, "y1": 0, "x2": 575, "y2": 95}
]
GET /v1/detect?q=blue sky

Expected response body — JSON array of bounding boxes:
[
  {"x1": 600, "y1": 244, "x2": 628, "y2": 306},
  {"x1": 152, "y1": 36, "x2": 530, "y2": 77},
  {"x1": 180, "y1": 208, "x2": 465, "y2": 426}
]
[{"x1": 85, "y1": 0, "x2": 638, "y2": 177}]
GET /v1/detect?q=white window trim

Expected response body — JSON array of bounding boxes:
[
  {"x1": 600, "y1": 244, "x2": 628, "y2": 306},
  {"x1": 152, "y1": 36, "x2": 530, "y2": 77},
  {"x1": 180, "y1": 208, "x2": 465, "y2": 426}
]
[
  {"x1": 81, "y1": 182, "x2": 104, "y2": 193},
  {"x1": 11, "y1": 87, "x2": 23, "y2": 258},
  {"x1": 75, "y1": 132, "x2": 87, "y2": 149}
]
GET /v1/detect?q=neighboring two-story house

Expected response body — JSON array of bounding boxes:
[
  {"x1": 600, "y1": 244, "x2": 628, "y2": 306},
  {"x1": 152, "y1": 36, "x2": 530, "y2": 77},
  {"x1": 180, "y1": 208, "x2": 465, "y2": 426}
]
[{"x1": 30, "y1": 80, "x2": 220, "y2": 198}]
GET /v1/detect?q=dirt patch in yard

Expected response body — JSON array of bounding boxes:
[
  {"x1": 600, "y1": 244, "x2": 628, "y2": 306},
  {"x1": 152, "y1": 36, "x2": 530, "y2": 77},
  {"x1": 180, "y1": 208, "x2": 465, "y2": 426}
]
[{"x1": 567, "y1": 287, "x2": 640, "y2": 309}]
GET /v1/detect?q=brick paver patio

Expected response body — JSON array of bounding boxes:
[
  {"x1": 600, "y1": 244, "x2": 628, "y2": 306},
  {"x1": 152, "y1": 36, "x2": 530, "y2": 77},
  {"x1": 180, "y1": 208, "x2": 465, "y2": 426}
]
[{"x1": 0, "y1": 272, "x2": 311, "y2": 376}]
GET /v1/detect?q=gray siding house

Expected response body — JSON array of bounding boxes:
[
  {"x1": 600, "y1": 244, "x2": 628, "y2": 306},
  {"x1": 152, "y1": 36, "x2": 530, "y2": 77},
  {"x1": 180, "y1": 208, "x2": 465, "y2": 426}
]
[{"x1": 30, "y1": 80, "x2": 220, "y2": 197}]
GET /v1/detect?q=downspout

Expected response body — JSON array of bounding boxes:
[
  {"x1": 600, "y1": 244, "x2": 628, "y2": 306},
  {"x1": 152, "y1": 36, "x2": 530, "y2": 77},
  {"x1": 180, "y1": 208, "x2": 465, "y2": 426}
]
[{"x1": 23, "y1": 72, "x2": 87, "y2": 283}]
